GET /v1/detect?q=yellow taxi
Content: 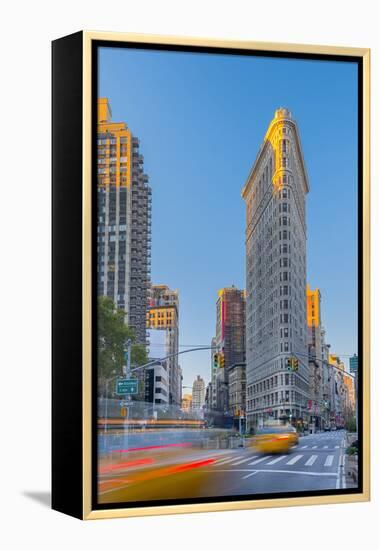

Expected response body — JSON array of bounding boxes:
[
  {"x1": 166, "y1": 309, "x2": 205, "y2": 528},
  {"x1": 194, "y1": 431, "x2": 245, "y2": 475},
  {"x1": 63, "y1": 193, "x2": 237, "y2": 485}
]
[
  {"x1": 285, "y1": 424, "x2": 299, "y2": 446},
  {"x1": 251, "y1": 425, "x2": 297, "y2": 454}
]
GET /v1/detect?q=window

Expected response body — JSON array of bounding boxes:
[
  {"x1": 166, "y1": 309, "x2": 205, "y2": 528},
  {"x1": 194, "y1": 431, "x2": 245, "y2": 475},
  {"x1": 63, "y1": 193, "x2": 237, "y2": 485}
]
[{"x1": 281, "y1": 139, "x2": 289, "y2": 153}]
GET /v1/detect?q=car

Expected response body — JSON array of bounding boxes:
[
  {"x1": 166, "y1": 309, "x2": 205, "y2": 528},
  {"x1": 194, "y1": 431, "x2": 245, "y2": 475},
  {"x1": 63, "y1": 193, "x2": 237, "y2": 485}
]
[
  {"x1": 285, "y1": 425, "x2": 299, "y2": 446},
  {"x1": 251, "y1": 426, "x2": 297, "y2": 454}
]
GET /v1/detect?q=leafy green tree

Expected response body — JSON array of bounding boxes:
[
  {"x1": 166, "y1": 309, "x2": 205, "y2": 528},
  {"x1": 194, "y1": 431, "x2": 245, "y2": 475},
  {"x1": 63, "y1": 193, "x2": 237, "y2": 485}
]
[{"x1": 97, "y1": 296, "x2": 148, "y2": 396}]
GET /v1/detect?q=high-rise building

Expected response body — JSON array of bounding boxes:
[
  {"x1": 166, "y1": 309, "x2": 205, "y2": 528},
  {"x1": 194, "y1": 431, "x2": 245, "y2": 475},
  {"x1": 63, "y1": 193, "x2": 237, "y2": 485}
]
[
  {"x1": 329, "y1": 353, "x2": 346, "y2": 426},
  {"x1": 147, "y1": 284, "x2": 181, "y2": 406},
  {"x1": 97, "y1": 98, "x2": 151, "y2": 344},
  {"x1": 192, "y1": 375, "x2": 205, "y2": 411},
  {"x1": 242, "y1": 108, "x2": 310, "y2": 429},
  {"x1": 213, "y1": 286, "x2": 246, "y2": 412},
  {"x1": 216, "y1": 287, "x2": 246, "y2": 367},
  {"x1": 306, "y1": 285, "x2": 327, "y2": 429},
  {"x1": 181, "y1": 393, "x2": 192, "y2": 412}
]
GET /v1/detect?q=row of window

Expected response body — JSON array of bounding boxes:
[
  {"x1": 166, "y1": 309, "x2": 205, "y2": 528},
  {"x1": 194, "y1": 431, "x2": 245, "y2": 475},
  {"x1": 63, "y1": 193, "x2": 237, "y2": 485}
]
[{"x1": 97, "y1": 137, "x2": 128, "y2": 145}]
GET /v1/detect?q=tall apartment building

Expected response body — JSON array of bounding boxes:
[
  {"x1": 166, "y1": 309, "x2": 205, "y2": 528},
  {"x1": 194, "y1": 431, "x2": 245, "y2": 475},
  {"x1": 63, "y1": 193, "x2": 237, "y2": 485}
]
[
  {"x1": 212, "y1": 286, "x2": 246, "y2": 412},
  {"x1": 97, "y1": 98, "x2": 151, "y2": 344},
  {"x1": 242, "y1": 108, "x2": 310, "y2": 429},
  {"x1": 147, "y1": 284, "x2": 181, "y2": 406},
  {"x1": 306, "y1": 285, "x2": 328, "y2": 428},
  {"x1": 328, "y1": 353, "x2": 353, "y2": 426},
  {"x1": 216, "y1": 287, "x2": 246, "y2": 367},
  {"x1": 192, "y1": 375, "x2": 205, "y2": 411},
  {"x1": 181, "y1": 393, "x2": 192, "y2": 412}
]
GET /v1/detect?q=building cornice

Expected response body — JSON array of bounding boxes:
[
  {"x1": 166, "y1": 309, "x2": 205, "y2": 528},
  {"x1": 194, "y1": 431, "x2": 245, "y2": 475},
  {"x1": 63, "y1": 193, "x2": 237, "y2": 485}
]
[{"x1": 241, "y1": 112, "x2": 310, "y2": 200}]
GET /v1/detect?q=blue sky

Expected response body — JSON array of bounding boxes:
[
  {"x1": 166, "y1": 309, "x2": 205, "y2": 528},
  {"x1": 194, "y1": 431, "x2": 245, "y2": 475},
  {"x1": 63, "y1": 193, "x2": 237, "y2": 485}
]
[{"x1": 99, "y1": 47, "x2": 358, "y2": 390}]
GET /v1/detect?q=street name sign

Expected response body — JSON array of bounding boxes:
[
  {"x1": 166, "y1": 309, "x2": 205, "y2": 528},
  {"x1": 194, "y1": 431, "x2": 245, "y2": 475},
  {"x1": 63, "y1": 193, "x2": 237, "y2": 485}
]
[{"x1": 116, "y1": 378, "x2": 138, "y2": 395}]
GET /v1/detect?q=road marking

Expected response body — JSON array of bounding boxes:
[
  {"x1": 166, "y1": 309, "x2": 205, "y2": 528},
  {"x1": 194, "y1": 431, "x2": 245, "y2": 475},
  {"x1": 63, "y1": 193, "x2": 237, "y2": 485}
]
[
  {"x1": 242, "y1": 470, "x2": 259, "y2": 479},
  {"x1": 249, "y1": 456, "x2": 272, "y2": 466},
  {"x1": 323, "y1": 445, "x2": 328, "y2": 449},
  {"x1": 267, "y1": 455, "x2": 287, "y2": 465},
  {"x1": 324, "y1": 455, "x2": 334, "y2": 467},
  {"x1": 311, "y1": 446, "x2": 318, "y2": 449},
  {"x1": 286, "y1": 454, "x2": 303, "y2": 465},
  {"x1": 300, "y1": 445, "x2": 308, "y2": 449},
  {"x1": 335, "y1": 445, "x2": 339, "y2": 449},
  {"x1": 206, "y1": 468, "x2": 338, "y2": 477},
  {"x1": 305, "y1": 455, "x2": 318, "y2": 466},
  {"x1": 232, "y1": 456, "x2": 258, "y2": 465},
  {"x1": 216, "y1": 455, "x2": 245, "y2": 465}
]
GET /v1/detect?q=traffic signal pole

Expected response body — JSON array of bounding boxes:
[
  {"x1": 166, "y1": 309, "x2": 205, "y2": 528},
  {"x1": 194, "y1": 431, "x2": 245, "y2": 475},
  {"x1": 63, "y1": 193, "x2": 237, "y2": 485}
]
[{"x1": 129, "y1": 345, "x2": 220, "y2": 374}]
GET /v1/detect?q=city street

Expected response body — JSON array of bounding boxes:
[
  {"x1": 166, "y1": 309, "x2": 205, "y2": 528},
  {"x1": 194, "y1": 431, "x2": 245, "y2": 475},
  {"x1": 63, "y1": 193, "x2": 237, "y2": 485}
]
[{"x1": 98, "y1": 430, "x2": 351, "y2": 504}]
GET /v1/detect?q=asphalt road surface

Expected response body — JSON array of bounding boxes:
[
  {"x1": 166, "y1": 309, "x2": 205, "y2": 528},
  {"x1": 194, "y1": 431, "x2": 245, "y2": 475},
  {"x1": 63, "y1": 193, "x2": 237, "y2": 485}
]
[{"x1": 98, "y1": 430, "x2": 352, "y2": 504}]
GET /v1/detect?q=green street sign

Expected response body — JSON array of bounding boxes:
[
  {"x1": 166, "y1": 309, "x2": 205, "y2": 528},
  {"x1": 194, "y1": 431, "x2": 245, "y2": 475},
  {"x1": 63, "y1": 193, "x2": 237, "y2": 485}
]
[{"x1": 116, "y1": 378, "x2": 138, "y2": 395}]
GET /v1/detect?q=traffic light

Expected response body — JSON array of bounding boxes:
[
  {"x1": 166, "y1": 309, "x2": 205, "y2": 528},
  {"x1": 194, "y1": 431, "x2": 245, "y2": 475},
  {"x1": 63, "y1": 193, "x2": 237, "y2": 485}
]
[
  {"x1": 219, "y1": 353, "x2": 225, "y2": 368},
  {"x1": 213, "y1": 353, "x2": 219, "y2": 369},
  {"x1": 286, "y1": 356, "x2": 299, "y2": 371}
]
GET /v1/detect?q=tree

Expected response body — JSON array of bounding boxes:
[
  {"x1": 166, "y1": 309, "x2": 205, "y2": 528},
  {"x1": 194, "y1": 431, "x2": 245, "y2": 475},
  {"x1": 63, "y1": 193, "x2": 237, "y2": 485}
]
[{"x1": 97, "y1": 296, "x2": 148, "y2": 396}]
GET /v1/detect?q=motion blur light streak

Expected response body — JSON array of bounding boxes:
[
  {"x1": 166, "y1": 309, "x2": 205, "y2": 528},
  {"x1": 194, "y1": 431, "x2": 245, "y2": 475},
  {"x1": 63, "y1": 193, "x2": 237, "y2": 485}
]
[
  {"x1": 99, "y1": 458, "x2": 155, "y2": 474},
  {"x1": 168, "y1": 458, "x2": 216, "y2": 474},
  {"x1": 112, "y1": 442, "x2": 192, "y2": 453}
]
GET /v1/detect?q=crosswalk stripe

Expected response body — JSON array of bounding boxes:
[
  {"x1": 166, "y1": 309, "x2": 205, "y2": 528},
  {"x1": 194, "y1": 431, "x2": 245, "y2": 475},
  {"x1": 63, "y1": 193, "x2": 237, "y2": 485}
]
[
  {"x1": 334, "y1": 446, "x2": 339, "y2": 449},
  {"x1": 305, "y1": 455, "x2": 318, "y2": 466},
  {"x1": 216, "y1": 455, "x2": 245, "y2": 465},
  {"x1": 286, "y1": 454, "x2": 303, "y2": 465},
  {"x1": 324, "y1": 455, "x2": 334, "y2": 467},
  {"x1": 232, "y1": 456, "x2": 258, "y2": 465},
  {"x1": 267, "y1": 455, "x2": 286, "y2": 465},
  {"x1": 249, "y1": 456, "x2": 272, "y2": 466},
  {"x1": 300, "y1": 445, "x2": 308, "y2": 449},
  {"x1": 323, "y1": 445, "x2": 328, "y2": 449},
  {"x1": 311, "y1": 446, "x2": 318, "y2": 449}
]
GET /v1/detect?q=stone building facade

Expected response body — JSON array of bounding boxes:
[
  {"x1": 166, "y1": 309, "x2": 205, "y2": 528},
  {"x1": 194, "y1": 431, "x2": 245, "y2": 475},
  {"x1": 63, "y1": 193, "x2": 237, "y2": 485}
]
[{"x1": 242, "y1": 108, "x2": 310, "y2": 429}]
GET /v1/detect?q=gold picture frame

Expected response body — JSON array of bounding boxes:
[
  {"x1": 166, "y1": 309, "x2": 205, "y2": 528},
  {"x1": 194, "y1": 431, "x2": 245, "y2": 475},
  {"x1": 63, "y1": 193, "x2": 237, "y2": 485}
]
[{"x1": 52, "y1": 31, "x2": 370, "y2": 520}]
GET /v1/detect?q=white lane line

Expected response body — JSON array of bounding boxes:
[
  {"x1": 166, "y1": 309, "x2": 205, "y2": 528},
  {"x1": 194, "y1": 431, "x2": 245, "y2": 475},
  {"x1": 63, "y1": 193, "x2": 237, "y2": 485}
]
[
  {"x1": 335, "y1": 446, "x2": 339, "y2": 449},
  {"x1": 300, "y1": 445, "x2": 308, "y2": 449},
  {"x1": 286, "y1": 454, "x2": 303, "y2": 465},
  {"x1": 311, "y1": 446, "x2": 318, "y2": 449},
  {"x1": 249, "y1": 456, "x2": 272, "y2": 466},
  {"x1": 232, "y1": 456, "x2": 258, "y2": 465},
  {"x1": 267, "y1": 455, "x2": 287, "y2": 465},
  {"x1": 206, "y1": 468, "x2": 338, "y2": 477},
  {"x1": 323, "y1": 445, "x2": 328, "y2": 449},
  {"x1": 324, "y1": 455, "x2": 334, "y2": 467},
  {"x1": 305, "y1": 455, "x2": 318, "y2": 466},
  {"x1": 242, "y1": 470, "x2": 259, "y2": 479}
]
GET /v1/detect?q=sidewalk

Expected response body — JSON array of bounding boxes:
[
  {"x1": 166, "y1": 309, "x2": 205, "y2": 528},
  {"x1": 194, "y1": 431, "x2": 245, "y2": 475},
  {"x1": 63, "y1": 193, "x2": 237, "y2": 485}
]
[{"x1": 343, "y1": 432, "x2": 359, "y2": 488}]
